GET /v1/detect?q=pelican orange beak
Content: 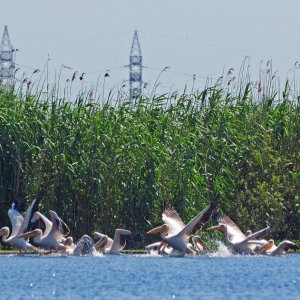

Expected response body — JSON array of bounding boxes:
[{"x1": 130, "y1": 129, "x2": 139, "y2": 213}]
[
  {"x1": 147, "y1": 224, "x2": 168, "y2": 235},
  {"x1": 260, "y1": 239, "x2": 274, "y2": 251}
]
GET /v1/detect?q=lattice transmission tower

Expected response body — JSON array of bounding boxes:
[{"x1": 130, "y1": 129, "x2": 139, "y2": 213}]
[
  {"x1": 128, "y1": 30, "x2": 143, "y2": 100},
  {"x1": 0, "y1": 26, "x2": 15, "y2": 88}
]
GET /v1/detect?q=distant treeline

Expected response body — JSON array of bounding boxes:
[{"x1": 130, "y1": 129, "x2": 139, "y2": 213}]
[{"x1": 0, "y1": 81, "x2": 299, "y2": 243}]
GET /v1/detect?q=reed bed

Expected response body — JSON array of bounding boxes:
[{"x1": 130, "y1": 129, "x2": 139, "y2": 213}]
[{"x1": 0, "y1": 73, "x2": 299, "y2": 243}]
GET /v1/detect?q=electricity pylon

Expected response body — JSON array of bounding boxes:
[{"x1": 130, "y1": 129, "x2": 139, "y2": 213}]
[{"x1": 0, "y1": 26, "x2": 16, "y2": 88}]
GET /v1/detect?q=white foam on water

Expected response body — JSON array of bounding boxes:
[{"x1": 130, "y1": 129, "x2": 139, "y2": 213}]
[
  {"x1": 210, "y1": 241, "x2": 232, "y2": 257},
  {"x1": 92, "y1": 250, "x2": 104, "y2": 257}
]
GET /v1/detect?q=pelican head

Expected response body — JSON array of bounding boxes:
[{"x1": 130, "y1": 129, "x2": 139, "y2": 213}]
[
  {"x1": 147, "y1": 224, "x2": 169, "y2": 235},
  {"x1": 64, "y1": 237, "x2": 74, "y2": 246},
  {"x1": 245, "y1": 230, "x2": 252, "y2": 237}
]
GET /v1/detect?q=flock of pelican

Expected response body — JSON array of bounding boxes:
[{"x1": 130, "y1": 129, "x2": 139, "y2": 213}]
[{"x1": 0, "y1": 193, "x2": 298, "y2": 257}]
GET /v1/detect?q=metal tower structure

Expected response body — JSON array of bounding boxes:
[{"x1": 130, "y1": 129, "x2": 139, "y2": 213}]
[
  {"x1": 128, "y1": 30, "x2": 143, "y2": 99},
  {"x1": 0, "y1": 26, "x2": 15, "y2": 88}
]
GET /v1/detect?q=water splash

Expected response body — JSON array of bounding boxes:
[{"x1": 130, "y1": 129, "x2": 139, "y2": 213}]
[
  {"x1": 210, "y1": 241, "x2": 232, "y2": 257},
  {"x1": 92, "y1": 250, "x2": 104, "y2": 257},
  {"x1": 146, "y1": 250, "x2": 163, "y2": 257}
]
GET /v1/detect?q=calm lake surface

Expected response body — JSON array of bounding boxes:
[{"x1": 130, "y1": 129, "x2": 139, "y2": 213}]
[{"x1": 0, "y1": 253, "x2": 299, "y2": 299}]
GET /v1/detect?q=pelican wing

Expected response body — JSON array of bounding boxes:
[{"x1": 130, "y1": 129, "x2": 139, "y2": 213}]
[
  {"x1": 29, "y1": 212, "x2": 52, "y2": 237},
  {"x1": 279, "y1": 241, "x2": 298, "y2": 252},
  {"x1": 8, "y1": 194, "x2": 28, "y2": 236},
  {"x1": 218, "y1": 215, "x2": 245, "y2": 241},
  {"x1": 8, "y1": 208, "x2": 24, "y2": 237},
  {"x1": 243, "y1": 226, "x2": 271, "y2": 242},
  {"x1": 57, "y1": 216, "x2": 70, "y2": 236},
  {"x1": 18, "y1": 195, "x2": 43, "y2": 235},
  {"x1": 49, "y1": 212, "x2": 70, "y2": 242},
  {"x1": 73, "y1": 235, "x2": 95, "y2": 256},
  {"x1": 12, "y1": 194, "x2": 29, "y2": 214},
  {"x1": 178, "y1": 198, "x2": 218, "y2": 239},
  {"x1": 162, "y1": 206, "x2": 185, "y2": 236}
]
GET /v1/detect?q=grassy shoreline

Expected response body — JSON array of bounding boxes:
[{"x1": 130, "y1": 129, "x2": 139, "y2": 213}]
[{"x1": 0, "y1": 78, "x2": 299, "y2": 243}]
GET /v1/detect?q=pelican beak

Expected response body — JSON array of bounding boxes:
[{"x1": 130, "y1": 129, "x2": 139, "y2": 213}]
[
  {"x1": 192, "y1": 236, "x2": 203, "y2": 249},
  {"x1": 260, "y1": 243, "x2": 270, "y2": 251},
  {"x1": 186, "y1": 247, "x2": 195, "y2": 256},
  {"x1": 147, "y1": 225, "x2": 168, "y2": 235}
]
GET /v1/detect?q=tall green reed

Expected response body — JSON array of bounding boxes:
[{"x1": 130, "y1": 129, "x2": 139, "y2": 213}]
[{"x1": 0, "y1": 66, "x2": 299, "y2": 243}]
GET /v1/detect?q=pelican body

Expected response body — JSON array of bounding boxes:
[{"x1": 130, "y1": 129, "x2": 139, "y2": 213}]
[
  {"x1": 258, "y1": 239, "x2": 299, "y2": 256},
  {"x1": 71, "y1": 235, "x2": 97, "y2": 256},
  {"x1": 208, "y1": 216, "x2": 271, "y2": 254},
  {"x1": 95, "y1": 229, "x2": 142, "y2": 254},
  {"x1": 0, "y1": 194, "x2": 42, "y2": 252},
  {"x1": 147, "y1": 198, "x2": 218, "y2": 256},
  {"x1": 18, "y1": 210, "x2": 71, "y2": 252}
]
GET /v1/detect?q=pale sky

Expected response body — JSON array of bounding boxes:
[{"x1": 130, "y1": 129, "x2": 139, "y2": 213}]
[{"x1": 1, "y1": 0, "x2": 300, "y2": 98}]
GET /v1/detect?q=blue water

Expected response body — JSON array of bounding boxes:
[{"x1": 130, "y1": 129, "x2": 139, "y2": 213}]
[{"x1": 0, "y1": 253, "x2": 299, "y2": 299}]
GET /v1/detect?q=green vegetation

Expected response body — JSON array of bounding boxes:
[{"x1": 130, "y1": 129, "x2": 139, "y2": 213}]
[{"x1": 0, "y1": 77, "x2": 299, "y2": 244}]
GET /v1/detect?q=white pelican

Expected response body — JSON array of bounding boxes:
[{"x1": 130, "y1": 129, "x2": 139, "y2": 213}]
[
  {"x1": 208, "y1": 216, "x2": 271, "y2": 254},
  {"x1": 146, "y1": 205, "x2": 211, "y2": 255},
  {"x1": 94, "y1": 229, "x2": 142, "y2": 254},
  {"x1": 71, "y1": 235, "x2": 98, "y2": 256},
  {"x1": 258, "y1": 239, "x2": 299, "y2": 256},
  {"x1": 18, "y1": 210, "x2": 71, "y2": 252},
  {"x1": 27, "y1": 211, "x2": 53, "y2": 240},
  {"x1": 147, "y1": 198, "x2": 218, "y2": 257},
  {"x1": 145, "y1": 205, "x2": 186, "y2": 255},
  {"x1": 0, "y1": 194, "x2": 42, "y2": 253},
  {"x1": 24, "y1": 211, "x2": 75, "y2": 251}
]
